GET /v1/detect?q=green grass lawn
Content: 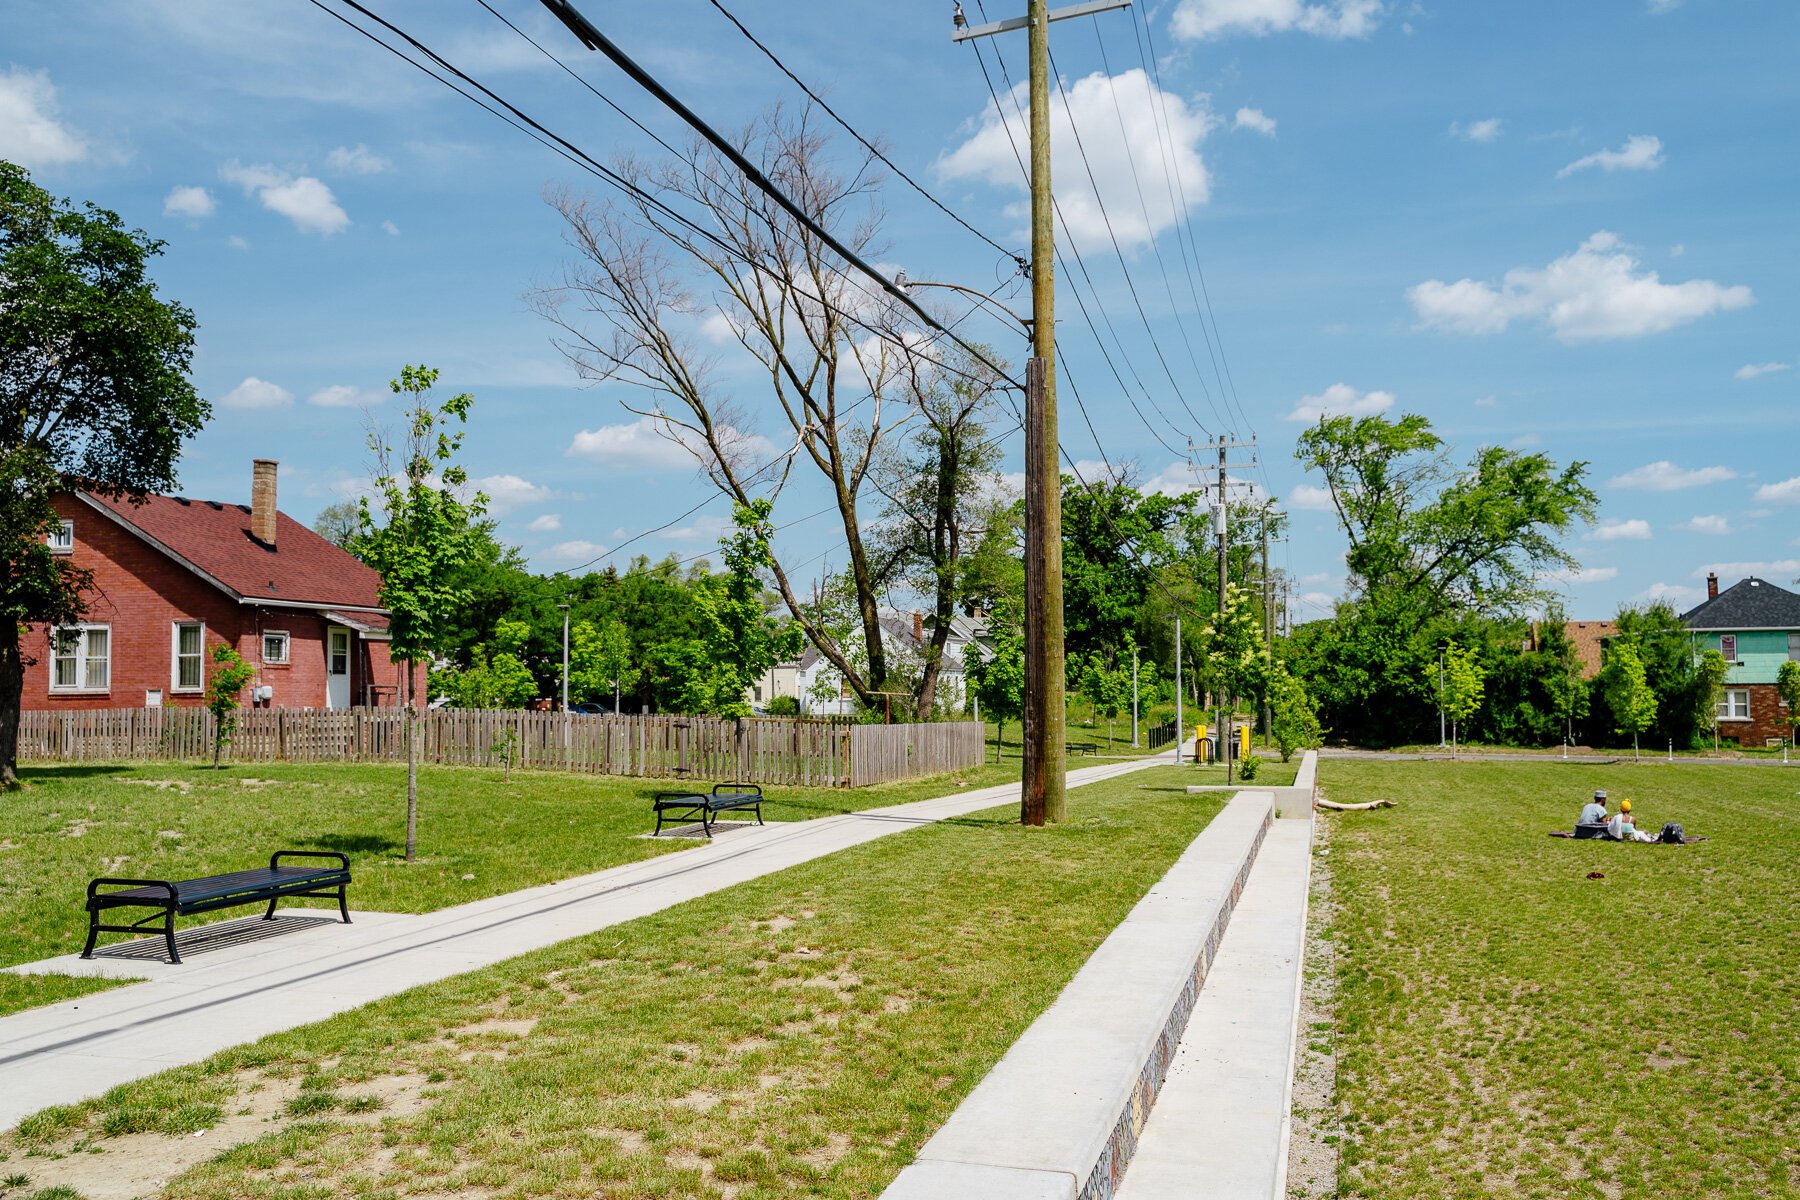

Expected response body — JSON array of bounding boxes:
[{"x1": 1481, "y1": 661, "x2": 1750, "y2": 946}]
[
  {"x1": 1322, "y1": 759, "x2": 1800, "y2": 1199},
  {"x1": 4, "y1": 766, "x2": 1220, "y2": 1199},
  {"x1": 0, "y1": 757, "x2": 1018, "y2": 1017}
]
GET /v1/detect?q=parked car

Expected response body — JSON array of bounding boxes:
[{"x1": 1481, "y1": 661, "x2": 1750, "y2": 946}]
[{"x1": 570, "y1": 701, "x2": 613, "y2": 716}]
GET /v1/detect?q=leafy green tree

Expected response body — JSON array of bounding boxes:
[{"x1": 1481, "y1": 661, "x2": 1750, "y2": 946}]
[
  {"x1": 1437, "y1": 641, "x2": 1486, "y2": 757},
  {"x1": 1598, "y1": 603, "x2": 1711, "y2": 750},
  {"x1": 1199, "y1": 582, "x2": 1269, "y2": 779},
  {"x1": 570, "y1": 618, "x2": 636, "y2": 712},
  {"x1": 311, "y1": 501, "x2": 362, "y2": 549},
  {"x1": 1695, "y1": 648, "x2": 1729, "y2": 751},
  {"x1": 1777, "y1": 660, "x2": 1800, "y2": 751},
  {"x1": 1599, "y1": 641, "x2": 1657, "y2": 761},
  {"x1": 204, "y1": 645, "x2": 257, "y2": 768},
  {"x1": 1, "y1": 162, "x2": 208, "y2": 788},
  {"x1": 1268, "y1": 661, "x2": 1323, "y2": 761},
  {"x1": 1537, "y1": 617, "x2": 1591, "y2": 747},
  {"x1": 661, "y1": 501, "x2": 801, "y2": 717},
  {"x1": 444, "y1": 618, "x2": 537, "y2": 709},
  {"x1": 1075, "y1": 652, "x2": 1132, "y2": 746},
  {"x1": 1288, "y1": 412, "x2": 1595, "y2": 746},
  {"x1": 967, "y1": 602, "x2": 1026, "y2": 763},
  {"x1": 354, "y1": 365, "x2": 488, "y2": 860}
]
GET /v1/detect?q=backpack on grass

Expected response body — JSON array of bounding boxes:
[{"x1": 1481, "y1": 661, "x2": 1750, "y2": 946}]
[{"x1": 1658, "y1": 821, "x2": 1685, "y2": 844}]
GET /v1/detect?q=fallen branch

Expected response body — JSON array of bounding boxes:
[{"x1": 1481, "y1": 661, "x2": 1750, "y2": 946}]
[{"x1": 1315, "y1": 798, "x2": 1396, "y2": 811}]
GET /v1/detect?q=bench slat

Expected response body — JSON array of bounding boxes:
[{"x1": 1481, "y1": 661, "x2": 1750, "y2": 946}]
[{"x1": 100, "y1": 866, "x2": 344, "y2": 907}]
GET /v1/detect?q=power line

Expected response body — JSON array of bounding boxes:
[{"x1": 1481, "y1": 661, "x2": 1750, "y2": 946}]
[{"x1": 700, "y1": 0, "x2": 1027, "y2": 274}]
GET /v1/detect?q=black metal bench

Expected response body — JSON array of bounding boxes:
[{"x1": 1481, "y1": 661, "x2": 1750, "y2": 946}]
[
  {"x1": 81, "y1": 850, "x2": 352, "y2": 964},
  {"x1": 1067, "y1": 741, "x2": 1099, "y2": 756},
  {"x1": 652, "y1": 784, "x2": 765, "y2": 838}
]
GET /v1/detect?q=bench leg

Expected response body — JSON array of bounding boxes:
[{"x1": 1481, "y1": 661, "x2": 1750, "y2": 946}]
[
  {"x1": 754, "y1": 802, "x2": 764, "y2": 827},
  {"x1": 338, "y1": 885, "x2": 352, "y2": 924},
  {"x1": 701, "y1": 807, "x2": 713, "y2": 839},
  {"x1": 80, "y1": 912, "x2": 100, "y2": 960},
  {"x1": 164, "y1": 909, "x2": 182, "y2": 965},
  {"x1": 263, "y1": 896, "x2": 280, "y2": 920}
]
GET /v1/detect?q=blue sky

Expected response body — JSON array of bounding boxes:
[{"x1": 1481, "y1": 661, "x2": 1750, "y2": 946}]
[{"x1": 4, "y1": 0, "x2": 1796, "y2": 621}]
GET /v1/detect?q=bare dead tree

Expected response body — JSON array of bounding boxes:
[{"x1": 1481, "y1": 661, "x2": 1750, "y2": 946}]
[{"x1": 535, "y1": 104, "x2": 936, "y2": 708}]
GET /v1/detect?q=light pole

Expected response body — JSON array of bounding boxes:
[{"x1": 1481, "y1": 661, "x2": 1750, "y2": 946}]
[
  {"x1": 559, "y1": 602, "x2": 571, "y2": 713},
  {"x1": 1131, "y1": 643, "x2": 1139, "y2": 747},
  {"x1": 1438, "y1": 649, "x2": 1446, "y2": 749}
]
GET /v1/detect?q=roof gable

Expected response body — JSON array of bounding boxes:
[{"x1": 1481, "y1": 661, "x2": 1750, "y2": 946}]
[
  {"x1": 80, "y1": 491, "x2": 384, "y2": 610},
  {"x1": 1681, "y1": 577, "x2": 1800, "y2": 631}
]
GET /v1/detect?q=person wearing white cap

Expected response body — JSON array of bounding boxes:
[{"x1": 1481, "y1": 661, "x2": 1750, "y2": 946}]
[{"x1": 1579, "y1": 789, "x2": 1609, "y2": 827}]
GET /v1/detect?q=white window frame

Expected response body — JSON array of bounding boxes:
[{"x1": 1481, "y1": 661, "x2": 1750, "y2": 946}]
[
  {"x1": 50, "y1": 624, "x2": 111, "y2": 692},
  {"x1": 1719, "y1": 634, "x2": 1737, "y2": 662},
  {"x1": 262, "y1": 630, "x2": 291, "y2": 665},
  {"x1": 1718, "y1": 688, "x2": 1751, "y2": 721},
  {"x1": 172, "y1": 621, "x2": 205, "y2": 693},
  {"x1": 46, "y1": 519, "x2": 74, "y2": 554}
]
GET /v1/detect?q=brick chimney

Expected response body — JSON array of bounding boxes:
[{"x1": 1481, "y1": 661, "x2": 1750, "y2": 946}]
[
  {"x1": 1707, "y1": 571, "x2": 1719, "y2": 601},
  {"x1": 912, "y1": 610, "x2": 924, "y2": 642},
  {"x1": 251, "y1": 459, "x2": 279, "y2": 547}
]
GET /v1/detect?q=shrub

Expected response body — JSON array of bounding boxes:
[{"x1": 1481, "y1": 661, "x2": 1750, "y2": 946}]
[
  {"x1": 1238, "y1": 754, "x2": 1262, "y2": 781},
  {"x1": 766, "y1": 695, "x2": 800, "y2": 716}
]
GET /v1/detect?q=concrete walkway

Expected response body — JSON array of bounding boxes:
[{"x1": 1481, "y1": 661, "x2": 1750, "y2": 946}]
[
  {"x1": 1114, "y1": 816, "x2": 1313, "y2": 1200},
  {"x1": 0, "y1": 756, "x2": 1162, "y2": 1132}
]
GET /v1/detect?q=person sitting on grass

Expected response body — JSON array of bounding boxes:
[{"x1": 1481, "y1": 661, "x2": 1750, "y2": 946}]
[
  {"x1": 1608, "y1": 798, "x2": 1658, "y2": 842},
  {"x1": 1578, "y1": 789, "x2": 1609, "y2": 828}
]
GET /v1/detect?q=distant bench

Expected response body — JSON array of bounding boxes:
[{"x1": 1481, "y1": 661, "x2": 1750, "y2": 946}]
[
  {"x1": 1067, "y1": 741, "x2": 1099, "y2": 756},
  {"x1": 652, "y1": 784, "x2": 765, "y2": 839},
  {"x1": 82, "y1": 850, "x2": 352, "y2": 965}
]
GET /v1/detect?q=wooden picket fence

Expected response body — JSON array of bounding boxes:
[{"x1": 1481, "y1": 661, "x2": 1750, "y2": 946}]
[{"x1": 14, "y1": 707, "x2": 984, "y2": 788}]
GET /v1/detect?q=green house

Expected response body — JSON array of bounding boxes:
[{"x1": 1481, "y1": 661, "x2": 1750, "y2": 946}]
[{"x1": 1682, "y1": 573, "x2": 1800, "y2": 745}]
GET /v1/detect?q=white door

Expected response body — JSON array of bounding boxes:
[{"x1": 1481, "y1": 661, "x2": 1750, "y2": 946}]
[{"x1": 326, "y1": 627, "x2": 352, "y2": 709}]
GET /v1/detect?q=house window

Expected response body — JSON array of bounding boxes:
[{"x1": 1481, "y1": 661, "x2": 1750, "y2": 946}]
[
  {"x1": 1789, "y1": 633, "x2": 1799, "y2": 662},
  {"x1": 329, "y1": 631, "x2": 350, "y2": 675},
  {"x1": 1718, "y1": 689, "x2": 1751, "y2": 721},
  {"x1": 173, "y1": 622, "x2": 204, "y2": 691},
  {"x1": 262, "y1": 631, "x2": 290, "y2": 665},
  {"x1": 1719, "y1": 634, "x2": 1737, "y2": 662},
  {"x1": 51, "y1": 625, "x2": 110, "y2": 691},
  {"x1": 46, "y1": 519, "x2": 74, "y2": 554}
]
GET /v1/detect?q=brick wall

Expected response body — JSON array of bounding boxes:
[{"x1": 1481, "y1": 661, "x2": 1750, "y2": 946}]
[{"x1": 1717, "y1": 683, "x2": 1795, "y2": 747}]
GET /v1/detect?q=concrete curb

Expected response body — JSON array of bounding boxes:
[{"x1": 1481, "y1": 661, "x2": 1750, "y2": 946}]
[{"x1": 881, "y1": 792, "x2": 1275, "y2": 1200}]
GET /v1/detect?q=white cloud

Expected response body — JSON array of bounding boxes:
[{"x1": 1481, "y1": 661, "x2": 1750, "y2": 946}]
[
  {"x1": 1473, "y1": 395, "x2": 1497, "y2": 408},
  {"x1": 527, "y1": 513, "x2": 562, "y2": 533},
  {"x1": 1233, "y1": 106, "x2": 1277, "y2": 136},
  {"x1": 1735, "y1": 361, "x2": 1790, "y2": 380},
  {"x1": 219, "y1": 161, "x2": 349, "y2": 235},
  {"x1": 1543, "y1": 565, "x2": 1619, "y2": 585},
  {"x1": 1608, "y1": 460, "x2": 1738, "y2": 491},
  {"x1": 566, "y1": 414, "x2": 776, "y2": 471},
  {"x1": 1171, "y1": 0, "x2": 1382, "y2": 40},
  {"x1": 1296, "y1": 591, "x2": 1339, "y2": 615},
  {"x1": 1288, "y1": 483, "x2": 1337, "y2": 512},
  {"x1": 220, "y1": 376, "x2": 293, "y2": 410},
  {"x1": 1691, "y1": 560, "x2": 1800, "y2": 581},
  {"x1": 939, "y1": 68, "x2": 1211, "y2": 253},
  {"x1": 1558, "y1": 134, "x2": 1664, "y2": 178},
  {"x1": 227, "y1": 234, "x2": 250, "y2": 251},
  {"x1": 162, "y1": 185, "x2": 216, "y2": 219},
  {"x1": 472, "y1": 473, "x2": 553, "y2": 516},
  {"x1": 1450, "y1": 118, "x2": 1502, "y2": 143},
  {"x1": 306, "y1": 384, "x2": 383, "y2": 408},
  {"x1": 1754, "y1": 477, "x2": 1800, "y2": 505},
  {"x1": 1587, "y1": 518, "x2": 1651, "y2": 541},
  {"x1": 1677, "y1": 514, "x2": 1730, "y2": 535},
  {"x1": 326, "y1": 143, "x2": 390, "y2": 175},
  {"x1": 0, "y1": 67, "x2": 87, "y2": 168},
  {"x1": 1638, "y1": 581, "x2": 1702, "y2": 605},
  {"x1": 1286, "y1": 382, "x2": 1395, "y2": 423},
  {"x1": 545, "y1": 540, "x2": 607, "y2": 563},
  {"x1": 664, "y1": 514, "x2": 735, "y2": 543},
  {"x1": 381, "y1": 220, "x2": 400, "y2": 236},
  {"x1": 1409, "y1": 232, "x2": 1752, "y2": 342}
]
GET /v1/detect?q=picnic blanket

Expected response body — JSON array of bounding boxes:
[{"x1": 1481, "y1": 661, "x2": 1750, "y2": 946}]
[{"x1": 1548, "y1": 830, "x2": 1707, "y2": 844}]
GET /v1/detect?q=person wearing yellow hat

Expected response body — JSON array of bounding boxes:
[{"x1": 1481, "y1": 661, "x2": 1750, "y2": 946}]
[{"x1": 1609, "y1": 797, "x2": 1657, "y2": 842}]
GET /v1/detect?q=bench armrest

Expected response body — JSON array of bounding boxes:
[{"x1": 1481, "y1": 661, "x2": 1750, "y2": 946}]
[
  {"x1": 712, "y1": 782, "x2": 762, "y2": 797},
  {"x1": 270, "y1": 850, "x2": 350, "y2": 873},
  {"x1": 87, "y1": 877, "x2": 177, "y2": 902}
]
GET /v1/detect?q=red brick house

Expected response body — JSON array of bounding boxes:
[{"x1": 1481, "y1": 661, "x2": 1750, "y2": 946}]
[{"x1": 24, "y1": 460, "x2": 420, "y2": 712}]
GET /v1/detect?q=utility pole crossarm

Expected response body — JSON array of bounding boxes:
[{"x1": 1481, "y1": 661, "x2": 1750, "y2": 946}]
[{"x1": 953, "y1": 0, "x2": 1132, "y2": 42}]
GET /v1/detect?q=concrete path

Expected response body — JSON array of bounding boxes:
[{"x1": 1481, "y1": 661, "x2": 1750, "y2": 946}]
[
  {"x1": 0, "y1": 756, "x2": 1163, "y2": 1132},
  {"x1": 1114, "y1": 816, "x2": 1313, "y2": 1200},
  {"x1": 882, "y1": 791, "x2": 1276, "y2": 1200}
]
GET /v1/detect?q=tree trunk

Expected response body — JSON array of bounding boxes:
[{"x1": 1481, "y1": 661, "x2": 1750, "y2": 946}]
[
  {"x1": 0, "y1": 635, "x2": 23, "y2": 790},
  {"x1": 405, "y1": 662, "x2": 419, "y2": 862}
]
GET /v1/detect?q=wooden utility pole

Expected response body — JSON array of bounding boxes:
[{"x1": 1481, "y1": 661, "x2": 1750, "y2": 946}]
[
  {"x1": 1193, "y1": 433, "x2": 1255, "y2": 781},
  {"x1": 956, "y1": 0, "x2": 1130, "y2": 824},
  {"x1": 1261, "y1": 514, "x2": 1273, "y2": 740}
]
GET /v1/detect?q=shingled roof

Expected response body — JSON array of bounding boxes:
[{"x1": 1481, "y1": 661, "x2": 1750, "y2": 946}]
[
  {"x1": 78, "y1": 490, "x2": 385, "y2": 611},
  {"x1": 1680, "y1": 577, "x2": 1800, "y2": 630}
]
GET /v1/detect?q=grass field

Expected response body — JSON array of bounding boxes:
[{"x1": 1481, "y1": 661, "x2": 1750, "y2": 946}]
[
  {"x1": 0, "y1": 757, "x2": 1018, "y2": 1017},
  {"x1": 4, "y1": 766, "x2": 1219, "y2": 1200},
  {"x1": 1321, "y1": 759, "x2": 1800, "y2": 1199}
]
